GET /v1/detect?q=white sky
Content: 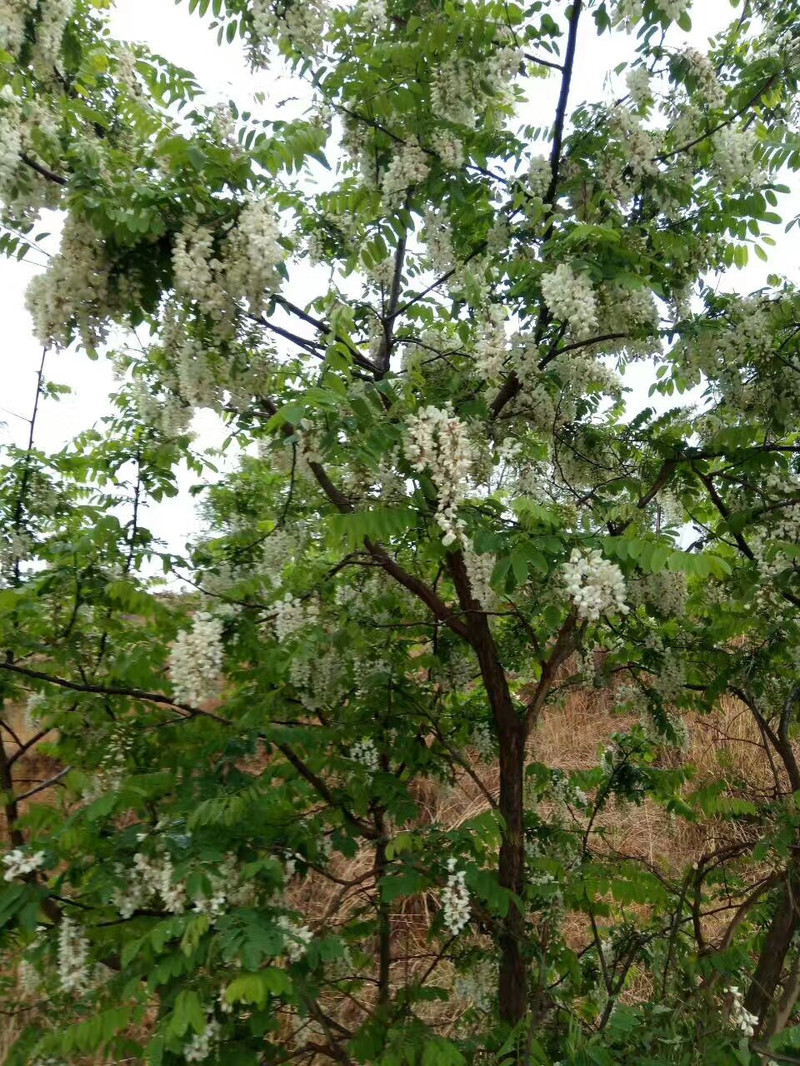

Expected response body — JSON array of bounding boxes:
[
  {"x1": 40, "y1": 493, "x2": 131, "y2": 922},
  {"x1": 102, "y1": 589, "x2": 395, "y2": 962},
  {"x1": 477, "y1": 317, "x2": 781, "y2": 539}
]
[{"x1": 1, "y1": 0, "x2": 797, "y2": 557}]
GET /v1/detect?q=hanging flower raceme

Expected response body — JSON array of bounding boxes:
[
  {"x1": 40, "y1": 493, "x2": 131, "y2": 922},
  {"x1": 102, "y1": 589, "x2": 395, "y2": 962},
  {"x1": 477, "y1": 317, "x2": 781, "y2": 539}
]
[
  {"x1": 172, "y1": 199, "x2": 284, "y2": 327},
  {"x1": 405, "y1": 405, "x2": 475, "y2": 546},
  {"x1": 540, "y1": 263, "x2": 598, "y2": 338},
  {"x1": 168, "y1": 611, "x2": 225, "y2": 706},
  {"x1": 441, "y1": 859, "x2": 470, "y2": 936},
  {"x1": 562, "y1": 548, "x2": 628, "y2": 621},
  {"x1": 57, "y1": 917, "x2": 89, "y2": 993}
]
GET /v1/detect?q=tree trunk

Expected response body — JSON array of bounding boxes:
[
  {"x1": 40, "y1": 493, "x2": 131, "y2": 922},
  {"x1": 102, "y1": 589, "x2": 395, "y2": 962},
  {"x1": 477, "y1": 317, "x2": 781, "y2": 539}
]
[
  {"x1": 469, "y1": 609, "x2": 527, "y2": 1023},
  {"x1": 448, "y1": 550, "x2": 529, "y2": 1024},
  {"x1": 497, "y1": 718, "x2": 527, "y2": 1024},
  {"x1": 744, "y1": 865, "x2": 800, "y2": 1027}
]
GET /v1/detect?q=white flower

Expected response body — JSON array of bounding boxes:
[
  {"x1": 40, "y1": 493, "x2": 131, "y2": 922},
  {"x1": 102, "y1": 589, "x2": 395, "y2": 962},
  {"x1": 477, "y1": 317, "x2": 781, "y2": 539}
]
[
  {"x1": 2, "y1": 848, "x2": 46, "y2": 881},
  {"x1": 0, "y1": 0, "x2": 36, "y2": 56},
  {"x1": 475, "y1": 308, "x2": 508, "y2": 381},
  {"x1": 349, "y1": 738, "x2": 380, "y2": 773},
  {"x1": 713, "y1": 129, "x2": 762, "y2": 189},
  {"x1": 168, "y1": 611, "x2": 225, "y2": 706},
  {"x1": 422, "y1": 207, "x2": 454, "y2": 274},
  {"x1": 470, "y1": 721, "x2": 494, "y2": 761},
  {"x1": 250, "y1": 0, "x2": 328, "y2": 63},
  {"x1": 405, "y1": 405, "x2": 475, "y2": 546},
  {"x1": 31, "y1": 0, "x2": 75, "y2": 73},
  {"x1": 115, "y1": 852, "x2": 186, "y2": 918},
  {"x1": 727, "y1": 984, "x2": 759, "y2": 1037},
  {"x1": 223, "y1": 198, "x2": 283, "y2": 314},
  {"x1": 25, "y1": 215, "x2": 116, "y2": 349},
  {"x1": 540, "y1": 264, "x2": 598, "y2": 339},
  {"x1": 455, "y1": 958, "x2": 495, "y2": 1011},
  {"x1": 57, "y1": 917, "x2": 89, "y2": 992},
  {"x1": 431, "y1": 131, "x2": 464, "y2": 168},
  {"x1": 463, "y1": 543, "x2": 495, "y2": 609},
  {"x1": 562, "y1": 548, "x2": 628, "y2": 621},
  {"x1": 381, "y1": 139, "x2": 430, "y2": 209},
  {"x1": 682, "y1": 47, "x2": 725, "y2": 108},
  {"x1": 0, "y1": 94, "x2": 21, "y2": 194},
  {"x1": 441, "y1": 858, "x2": 470, "y2": 936},
  {"x1": 626, "y1": 67, "x2": 651, "y2": 108},
  {"x1": 184, "y1": 1017, "x2": 220, "y2": 1063},
  {"x1": 273, "y1": 592, "x2": 319, "y2": 642},
  {"x1": 656, "y1": 0, "x2": 690, "y2": 20},
  {"x1": 277, "y1": 915, "x2": 313, "y2": 961}
]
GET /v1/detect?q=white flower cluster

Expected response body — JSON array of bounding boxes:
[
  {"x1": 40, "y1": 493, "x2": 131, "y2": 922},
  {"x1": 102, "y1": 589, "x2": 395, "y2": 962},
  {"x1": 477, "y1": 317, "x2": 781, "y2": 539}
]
[
  {"x1": 2, "y1": 848, "x2": 45, "y2": 881},
  {"x1": 114, "y1": 852, "x2": 186, "y2": 918},
  {"x1": 184, "y1": 1017, "x2": 221, "y2": 1063},
  {"x1": 349, "y1": 737, "x2": 380, "y2": 773},
  {"x1": 640, "y1": 706, "x2": 690, "y2": 751},
  {"x1": 18, "y1": 956, "x2": 40, "y2": 997},
  {"x1": 529, "y1": 155, "x2": 551, "y2": 199},
  {"x1": 172, "y1": 222, "x2": 229, "y2": 323},
  {"x1": 26, "y1": 216, "x2": 114, "y2": 349},
  {"x1": 250, "y1": 0, "x2": 327, "y2": 62},
  {"x1": 441, "y1": 859, "x2": 470, "y2": 936},
  {"x1": 540, "y1": 264, "x2": 598, "y2": 339},
  {"x1": 131, "y1": 379, "x2": 193, "y2": 438},
  {"x1": 405, "y1": 405, "x2": 475, "y2": 546},
  {"x1": 431, "y1": 131, "x2": 464, "y2": 168},
  {"x1": 563, "y1": 548, "x2": 629, "y2": 622},
  {"x1": 626, "y1": 67, "x2": 651, "y2": 109},
  {"x1": 90, "y1": 725, "x2": 132, "y2": 797},
  {"x1": 223, "y1": 198, "x2": 283, "y2": 315},
  {"x1": 0, "y1": 0, "x2": 36, "y2": 56},
  {"x1": 611, "y1": 106, "x2": 659, "y2": 182},
  {"x1": 454, "y1": 958, "x2": 495, "y2": 1012},
  {"x1": 628, "y1": 570, "x2": 688, "y2": 617},
  {"x1": 168, "y1": 611, "x2": 224, "y2": 707},
  {"x1": 172, "y1": 203, "x2": 283, "y2": 332},
  {"x1": 354, "y1": 0, "x2": 386, "y2": 30},
  {"x1": 463, "y1": 543, "x2": 496, "y2": 609},
  {"x1": 422, "y1": 207, "x2": 454, "y2": 275},
  {"x1": 657, "y1": 0, "x2": 690, "y2": 20},
  {"x1": 682, "y1": 48, "x2": 725, "y2": 108},
  {"x1": 31, "y1": 0, "x2": 75, "y2": 73},
  {"x1": 431, "y1": 44, "x2": 520, "y2": 129},
  {"x1": 381, "y1": 140, "x2": 430, "y2": 209},
  {"x1": 712, "y1": 129, "x2": 762, "y2": 190},
  {"x1": 273, "y1": 593, "x2": 319, "y2": 642},
  {"x1": 727, "y1": 985, "x2": 758, "y2": 1037},
  {"x1": 470, "y1": 720, "x2": 494, "y2": 761},
  {"x1": 193, "y1": 856, "x2": 253, "y2": 917},
  {"x1": 277, "y1": 914, "x2": 314, "y2": 962},
  {"x1": 0, "y1": 91, "x2": 21, "y2": 195},
  {"x1": 475, "y1": 307, "x2": 508, "y2": 381},
  {"x1": 611, "y1": 0, "x2": 642, "y2": 24},
  {"x1": 57, "y1": 917, "x2": 89, "y2": 993}
]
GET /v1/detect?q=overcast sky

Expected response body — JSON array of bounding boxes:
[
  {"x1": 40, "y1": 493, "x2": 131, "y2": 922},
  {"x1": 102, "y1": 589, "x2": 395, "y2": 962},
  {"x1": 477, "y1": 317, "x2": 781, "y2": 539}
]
[{"x1": 2, "y1": 0, "x2": 797, "y2": 557}]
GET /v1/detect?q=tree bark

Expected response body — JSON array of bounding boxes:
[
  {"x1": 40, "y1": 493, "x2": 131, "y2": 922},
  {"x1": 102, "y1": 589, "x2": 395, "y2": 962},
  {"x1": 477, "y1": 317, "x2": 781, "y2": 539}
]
[
  {"x1": 744, "y1": 864, "x2": 800, "y2": 1027},
  {"x1": 496, "y1": 716, "x2": 527, "y2": 1023}
]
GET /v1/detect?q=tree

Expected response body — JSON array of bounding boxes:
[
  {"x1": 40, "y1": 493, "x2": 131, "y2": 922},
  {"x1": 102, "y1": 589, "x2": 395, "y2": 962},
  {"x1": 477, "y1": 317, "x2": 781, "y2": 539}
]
[{"x1": 3, "y1": 0, "x2": 800, "y2": 1062}]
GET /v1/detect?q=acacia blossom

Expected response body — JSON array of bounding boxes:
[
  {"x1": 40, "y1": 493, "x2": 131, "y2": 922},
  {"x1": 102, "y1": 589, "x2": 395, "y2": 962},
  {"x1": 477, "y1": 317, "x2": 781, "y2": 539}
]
[
  {"x1": 405, "y1": 405, "x2": 475, "y2": 546},
  {"x1": 441, "y1": 859, "x2": 470, "y2": 936},
  {"x1": 563, "y1": 548, "x2": 628, "y2": 621},
  {"x1": 540, "y1": 264, "x2": 598, "y2": 338},
  {"x1": 168, "y1": 611, "x2": 225, "y2": 706},
  {"x1": 57, "y1": 917, "x2": 89, "y2": 993},
  {"x1": 2, "y1": 848, "x2": 45, "y2": 881}
]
